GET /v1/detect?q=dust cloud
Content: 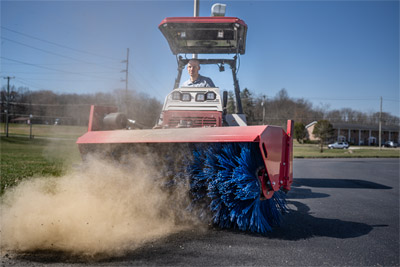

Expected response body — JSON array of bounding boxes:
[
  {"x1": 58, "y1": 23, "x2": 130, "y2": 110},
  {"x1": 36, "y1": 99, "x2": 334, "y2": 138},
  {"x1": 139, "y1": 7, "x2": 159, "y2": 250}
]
[{"x1": 0, "y1": 155, "x2": 203, "y2": 257}]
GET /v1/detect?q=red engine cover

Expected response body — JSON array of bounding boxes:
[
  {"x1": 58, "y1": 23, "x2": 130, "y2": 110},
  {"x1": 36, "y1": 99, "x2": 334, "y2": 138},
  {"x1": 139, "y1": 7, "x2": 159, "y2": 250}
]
[{"x1": 162, "y1": 110, "x2": 222, "y2": 128}]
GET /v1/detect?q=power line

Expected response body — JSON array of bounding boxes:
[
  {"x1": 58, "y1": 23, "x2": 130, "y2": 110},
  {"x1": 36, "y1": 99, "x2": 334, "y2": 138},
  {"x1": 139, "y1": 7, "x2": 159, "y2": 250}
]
[
  {"x1": 128, "y1": 67, "x2": 165, "y2": 97},
  {"x1": 294, "y1": 97, "x2": 377, "y2": 101},
  {"x1": 1, "y1": 26, "x2": 120, "y2": 61},
  {"x1": 1, "y1": 101, "x2": 91, "y2": 107},
  {"x1": 16, "y1": 77, "x2": 114, "y2": 82},
  {"x1": 383, "y1": 99, "x2": 400, "y2": 102},
  {"x1": 0, "y1": 112, "x2": 74, "y2": 119},
  {"x1": 1, "y1": 57, "x2": 117, "y2": 80},
  {"x1": 3, "y1": 62, "x2": 87, "y2": 66},
  {"x1": 293, "y1": 96, "x2": 399, "y2": 102},
  {"x1": 1, "y1": 56, "x2": 91, "y2": 75},
  {"x1": 14, "y1": 77, "x2": 49, "y2": 90},
  {"x1": 128, "y1": 72, "x2": 163, "y2": 97},
  {"x1": 2, "y1": 36, "x2": 121, "y2": 71},
  {"x1": 2, "y1": 71, "x2": 119, "y2": 75}
]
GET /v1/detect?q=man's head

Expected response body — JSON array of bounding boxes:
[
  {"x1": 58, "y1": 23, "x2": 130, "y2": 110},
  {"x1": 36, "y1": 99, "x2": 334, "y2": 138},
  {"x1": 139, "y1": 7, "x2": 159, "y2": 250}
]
[{"x1": 187, "y1": 59, "x2": 200, "y2": 81}]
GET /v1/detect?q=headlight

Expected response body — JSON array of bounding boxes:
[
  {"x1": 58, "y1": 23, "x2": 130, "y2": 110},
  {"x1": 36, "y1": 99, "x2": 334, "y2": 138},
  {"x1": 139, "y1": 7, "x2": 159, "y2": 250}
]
[
  {"x1": 206, "y1": 92, "x2": 216, "y2": 100},
  {"x1": 196, "y1": 93, "x2": 205, "y2": 102},
  {"x1": 172, "y1": 91, "x2": 181, "y2": 100},
  {"x1": 182, "y1": 93, "x2": 191, "y2": 101}
]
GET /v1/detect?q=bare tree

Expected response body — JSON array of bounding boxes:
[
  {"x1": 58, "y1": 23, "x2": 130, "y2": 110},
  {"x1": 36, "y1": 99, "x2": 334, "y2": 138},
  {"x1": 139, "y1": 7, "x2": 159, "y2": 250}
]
[{"x1": 312, "y1": 120, "x2": 334, "y2": 153}]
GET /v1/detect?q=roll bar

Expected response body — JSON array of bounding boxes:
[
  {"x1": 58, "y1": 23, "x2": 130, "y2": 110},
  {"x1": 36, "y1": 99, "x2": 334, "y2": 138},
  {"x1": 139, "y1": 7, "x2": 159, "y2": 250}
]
[{"x1": 174, "y1": 56, "x2": 243, "y2": 114}]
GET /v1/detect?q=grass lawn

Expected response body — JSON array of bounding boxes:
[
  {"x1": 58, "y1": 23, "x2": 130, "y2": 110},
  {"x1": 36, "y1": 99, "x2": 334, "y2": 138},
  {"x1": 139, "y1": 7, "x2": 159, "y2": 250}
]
[
  {"x1": 0, "y1": 123, "x2": 87, "y2": 139},
  {"x1": 293, "y1": 143, "x2": 400, "y2": 158},
  {"x1": 0, "y1": 135, "x2": 82, "y2": 195},
  {"x1": 1, "y1": 123, "x2": 398, "y2": 195}
]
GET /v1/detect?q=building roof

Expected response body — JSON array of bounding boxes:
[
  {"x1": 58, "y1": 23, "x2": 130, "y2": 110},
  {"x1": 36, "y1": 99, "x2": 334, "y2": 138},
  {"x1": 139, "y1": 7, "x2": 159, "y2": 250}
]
[
  {"x1": 11, "y1": 117, "x2": 29, "y2": 122},
  {"x1": 305, "y1": 121, "x2": 399, "y2": 132},
  {"x1": 305, "y1": 121, "x2": 317, "y2": 128},
  {"x1": 332, "y1": 123, "x2": 399, "y2": 132}
]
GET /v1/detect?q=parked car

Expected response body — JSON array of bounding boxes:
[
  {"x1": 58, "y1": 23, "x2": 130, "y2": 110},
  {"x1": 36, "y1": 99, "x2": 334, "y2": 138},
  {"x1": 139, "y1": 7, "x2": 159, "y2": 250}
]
[
  {"x1": 328, "y1": 142, "x2": 349, "y2": 149},
  {"x1": 384, "y1": 141, "x2": 398, "y2": 148}
]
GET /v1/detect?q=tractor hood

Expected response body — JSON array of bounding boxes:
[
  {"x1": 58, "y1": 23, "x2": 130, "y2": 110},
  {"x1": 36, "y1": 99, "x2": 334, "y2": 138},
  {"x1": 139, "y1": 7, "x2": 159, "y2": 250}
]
[{"x1": 159, "y1": 17, "x2": 247, "y2": 55}]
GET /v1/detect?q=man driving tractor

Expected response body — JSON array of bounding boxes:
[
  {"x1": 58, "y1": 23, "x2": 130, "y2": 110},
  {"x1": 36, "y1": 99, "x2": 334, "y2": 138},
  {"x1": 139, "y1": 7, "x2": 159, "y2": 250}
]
[{"x1": 181, "y1": 58, "x2": 215, "y2": 87}]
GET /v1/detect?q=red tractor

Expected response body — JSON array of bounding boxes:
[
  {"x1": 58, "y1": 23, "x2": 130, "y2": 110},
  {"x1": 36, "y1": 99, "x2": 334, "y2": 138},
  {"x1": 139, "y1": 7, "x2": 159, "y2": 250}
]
[{"x1": 77, "y1": 14, "x2": 293, "y2": 233}]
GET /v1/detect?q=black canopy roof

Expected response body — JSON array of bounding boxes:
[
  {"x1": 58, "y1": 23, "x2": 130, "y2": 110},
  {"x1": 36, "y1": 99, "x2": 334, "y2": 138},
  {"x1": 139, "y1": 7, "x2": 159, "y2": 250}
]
[{"x1": 159, "y1": 17, "x2": 247, "y2": 55}]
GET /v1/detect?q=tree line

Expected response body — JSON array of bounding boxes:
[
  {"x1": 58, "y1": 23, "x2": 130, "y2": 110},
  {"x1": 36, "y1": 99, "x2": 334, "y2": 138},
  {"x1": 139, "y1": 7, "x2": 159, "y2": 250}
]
[
  {"x1": 1, "y1": 86, "x2": 398, "y2": 129},
  {"x1": 234, "y1": 88, "x2": 399, "y2": 128},
  {"x1": 0, "y1": 86, "x2": 162, "y2": 128}
]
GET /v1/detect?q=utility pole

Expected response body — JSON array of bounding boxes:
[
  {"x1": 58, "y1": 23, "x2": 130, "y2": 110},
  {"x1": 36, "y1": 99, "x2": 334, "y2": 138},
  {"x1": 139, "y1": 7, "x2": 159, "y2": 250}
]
[
  {"x1": 124, "y1": 48, "x2": 129, "y2": 94},
  {"x1": 3, "y1": 76, "x2": 14, "y2": 137},
  {"x1": 379, "y1": 96, "x2": 382, "y2": 150},
  {"x1": 194, "y1": 0, "x2": 199, "y2": 17},
  {"x1": 193, "y1": 0, "x2": 199, "y2": 59},
  {"x1": 121, "y1": 48, "x2": 129, "y2": 113},
  {"x1": 29, "y1": 114, "x2": 33, "y2": 139},
  {"x1": 262, "y1": 95, "x2": 266, "y2": 125}
]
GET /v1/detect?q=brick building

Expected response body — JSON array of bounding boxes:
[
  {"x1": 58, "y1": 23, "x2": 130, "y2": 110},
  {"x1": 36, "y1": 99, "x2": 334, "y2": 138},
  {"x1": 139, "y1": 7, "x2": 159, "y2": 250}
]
[{"x1": 306, "y1": 121, "x2": 399, "y2": 146}]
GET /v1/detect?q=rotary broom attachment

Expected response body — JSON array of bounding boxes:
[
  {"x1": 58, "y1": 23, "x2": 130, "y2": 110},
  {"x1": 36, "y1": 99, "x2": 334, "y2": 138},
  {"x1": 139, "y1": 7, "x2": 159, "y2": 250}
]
[
  {"x1": 189, "y1": 142, "x2": 288, "y2": 233},
  {"x1": 77, "y1": 106, "x2": 293, "y2": 234}
]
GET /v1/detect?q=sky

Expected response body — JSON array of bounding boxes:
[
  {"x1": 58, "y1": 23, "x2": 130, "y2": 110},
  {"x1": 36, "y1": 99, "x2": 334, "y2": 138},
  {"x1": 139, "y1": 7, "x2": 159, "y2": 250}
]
[{"x1": 1, "y1": 0, "x2": 399, "y2": 117}]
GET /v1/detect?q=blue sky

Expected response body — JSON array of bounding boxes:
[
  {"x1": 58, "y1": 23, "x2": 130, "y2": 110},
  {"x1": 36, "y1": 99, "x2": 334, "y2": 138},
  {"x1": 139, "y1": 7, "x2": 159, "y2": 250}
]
[{"x1": 1, "y1": 0, "x2": 399, "y2": 117}]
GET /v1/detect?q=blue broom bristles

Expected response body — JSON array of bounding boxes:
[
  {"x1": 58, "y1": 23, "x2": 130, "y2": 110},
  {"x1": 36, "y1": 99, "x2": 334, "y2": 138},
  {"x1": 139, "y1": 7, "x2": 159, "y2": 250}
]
[{"x1": 188, "y1": 142, "x2": 288, "y2": 234}]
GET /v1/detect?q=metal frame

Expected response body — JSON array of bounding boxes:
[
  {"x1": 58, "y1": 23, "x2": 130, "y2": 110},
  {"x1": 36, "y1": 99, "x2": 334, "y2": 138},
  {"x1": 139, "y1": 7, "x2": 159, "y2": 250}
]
[
  {"x1": 174, "y1": 56, "x2": 243, "y2": 114},
  {"x1": 77, "y1": 118, "x2": 294, "y2": 199}
]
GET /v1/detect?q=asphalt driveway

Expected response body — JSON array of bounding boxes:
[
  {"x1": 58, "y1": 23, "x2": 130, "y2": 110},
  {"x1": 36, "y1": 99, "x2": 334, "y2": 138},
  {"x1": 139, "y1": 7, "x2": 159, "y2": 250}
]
[{"x1": 3, "y1": 158, "x2": 399, "y2": 266}]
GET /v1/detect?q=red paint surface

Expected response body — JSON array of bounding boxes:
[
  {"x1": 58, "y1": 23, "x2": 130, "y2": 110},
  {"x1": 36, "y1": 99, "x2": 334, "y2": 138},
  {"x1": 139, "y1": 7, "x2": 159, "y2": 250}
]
[
  {"x1": 77, "y1": 125, "x2": 269, "y2": 144},
  {"x1": 159, "y1": 17, "x2": 247, "y2": 27},
  {"x1": 77, "y1": 106, "x2": 294, "y2": 197},
  {"x1": 162, "y1": 110, "x2": 222, "y2": 128}
]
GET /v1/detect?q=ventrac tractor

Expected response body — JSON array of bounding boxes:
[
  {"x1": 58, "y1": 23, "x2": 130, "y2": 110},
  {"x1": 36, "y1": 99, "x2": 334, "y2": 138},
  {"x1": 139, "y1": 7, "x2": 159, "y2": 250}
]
[{"x1": 77, "y1": 11, "x2": 294, "y2": 234}]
